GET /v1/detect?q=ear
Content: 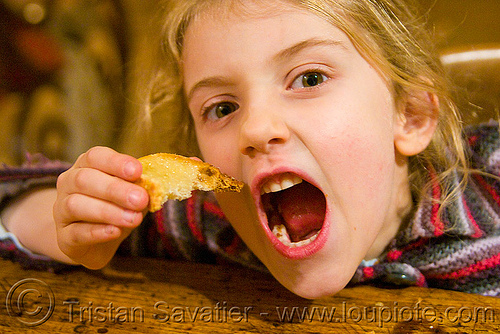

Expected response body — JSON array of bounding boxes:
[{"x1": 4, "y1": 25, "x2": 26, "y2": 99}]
[{"x1": 394, "y1": 90, "x2": 439, "y2": 156}]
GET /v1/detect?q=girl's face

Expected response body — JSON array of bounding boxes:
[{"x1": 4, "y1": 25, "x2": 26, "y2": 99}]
[{"x1": 182, "y1": 3, "x2": 414, "y2": 298}]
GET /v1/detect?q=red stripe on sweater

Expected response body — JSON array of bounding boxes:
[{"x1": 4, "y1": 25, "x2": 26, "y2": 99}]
[
  {"x1": 363, "y1": 266, "x2": 374, "y2": 279},
  {"x1": 186, "y1": 196, "x2": 205, "y2": 244},
  {"x1": 430, "y1": 168, "x2": 444, "y2": 236},
  {"x1": 387, "y1": 238, "x2": 428, "y2": 261},
  {"x1": 416, "y1": 273, "x2": 426, "y2": 287},
  {"x1": 430, "y1": 252, "x2": 500, "y2": 280},
  {"x1": 387, "y1": 249, "x2": 402, "y2": 261},
  {"x1": 474, "y1": 174, "x2": 500, "y2": 207},
  {"x1": 155, "y1": 210, "x2": 166, "y2": 235},
  {"x1": 468, "y1": 135, "x2": 478, "y2": 147},
  {"x1": 154, "y1": 210, "x2": 182, "y2": 258},
  {"x1": 203, "y1": 201, "x2": 226, "y2": 219},
  {"x1": 223, "y1": 234, "x2": 241, "y2": 255}
]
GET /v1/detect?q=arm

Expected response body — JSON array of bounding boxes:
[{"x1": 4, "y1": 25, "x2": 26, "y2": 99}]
[
  {"x1": 1, "y1": 187, "x2": 76, "y2": 264},
  {"x1": 0, "y1": 154, "x2": 74, "y2": 268}
]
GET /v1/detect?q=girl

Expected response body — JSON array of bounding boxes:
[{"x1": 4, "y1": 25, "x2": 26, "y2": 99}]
[{"x1": 1, "y1": 0, "x2": 499, "y2": 298}]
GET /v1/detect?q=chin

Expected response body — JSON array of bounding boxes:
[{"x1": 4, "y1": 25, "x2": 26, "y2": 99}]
[
  {"x1": 271, "y1": 265, "x2": 352, "y2": 299},
  {"x1": 285, "y1": 278, "x2": 349, "y2": 299}
]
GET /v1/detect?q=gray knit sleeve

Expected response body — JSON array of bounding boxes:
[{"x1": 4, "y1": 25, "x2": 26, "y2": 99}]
[{"x1": 0, "y1": 154, "x2": 72, "y2": 271}]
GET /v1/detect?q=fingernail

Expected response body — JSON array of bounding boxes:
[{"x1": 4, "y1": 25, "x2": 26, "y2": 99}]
[
  {"x1": 124, "y1": 161, "x2": 136, "y2": 178},
  {"x1": 128, "y1": 190, "x2": 142, "y2": 207},
  {"x1": 122, "y1": 210, "x2": 137, "y2": 224},
  {"x1": 105, "y1": 225, "x2": 117, "y2": 235}
]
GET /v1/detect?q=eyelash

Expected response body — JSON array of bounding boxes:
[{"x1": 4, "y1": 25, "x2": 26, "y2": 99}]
[
  {"x1": 288, "y1": 68, "x2": 331, "y2": 91},
  {"x1": 200, "y1": 68, "x2": 332, "y2": 122},
  {"x1": 202, "y1": 99, "x2": 239, "y2": 122}
]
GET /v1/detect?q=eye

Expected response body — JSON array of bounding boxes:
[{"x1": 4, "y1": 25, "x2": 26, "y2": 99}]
[
  {"x1": 290, "y1": 71, "x2": 328, "y2": 90},
  {"x1": 205, "y1": 101, "x2": 239, "y2": 120}
]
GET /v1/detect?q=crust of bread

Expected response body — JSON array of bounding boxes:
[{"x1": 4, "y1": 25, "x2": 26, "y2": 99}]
[{"x1": 137, "y1": 153, "x2": 244, "y2": 212}]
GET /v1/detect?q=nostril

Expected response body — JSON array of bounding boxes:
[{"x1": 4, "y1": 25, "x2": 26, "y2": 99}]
[
  {"x1": 238, "y1": 111, "x2": 290, "y2": 155},
  {"x1": 240, "y1": 136, "x2": 287, "y2": 157},
  {"x1": 269, "y1": 137, "x2": 286, "y2": 145},
  {"x1": 241, "y1": 145, "x2": 256, "y2": 157}
]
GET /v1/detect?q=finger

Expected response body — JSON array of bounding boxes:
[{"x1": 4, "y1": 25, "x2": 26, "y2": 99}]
[
  {"x1": 57, "y1": 167, "x2": 148, "y2": 211},
  {"x1": 56, "y1": 193, "x2": 144, "y2": 229},
  {"x1": 73, "y1": 146, "x2": 142, "y2": 181},
  {"x1": 58, "y1": 221, "x2": 127, "y2": 251}
]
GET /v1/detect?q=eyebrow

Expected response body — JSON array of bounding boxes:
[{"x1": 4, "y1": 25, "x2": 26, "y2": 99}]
[
  {"x1": 186, "y1": 38, "x2": 347, "y2": 102},
  {"x1": 186, "y1": 76, "x2": 234, "y2": 103},
  {"x1": 272, "y1": 38, "x2": 348, "y2": 64}
]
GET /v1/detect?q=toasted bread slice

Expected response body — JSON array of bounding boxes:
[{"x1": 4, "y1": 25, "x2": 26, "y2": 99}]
[{"x1": 137, "y1": 153, "x2": 244, "y2": 212}]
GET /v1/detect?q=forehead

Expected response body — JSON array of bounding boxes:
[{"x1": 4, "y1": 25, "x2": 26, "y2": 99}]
[
  {"x1": 181, "y1": 2, "x2": 355, "y2": 80},
  {"x1": 179, "y1": 0, "x2": 372, "y2": 67},
  {"x1": 181, "y1": 1, "x2": 351, "y2": 61},
  {"x1": 179, "y1": 0, "x2": 393, "y2": 95},
  {"x1": 191, "y1": 0, "x2": 299, "y2": 20},
  {"x1": 184, "y1": 0, "x2": 343, "y2": 40}
]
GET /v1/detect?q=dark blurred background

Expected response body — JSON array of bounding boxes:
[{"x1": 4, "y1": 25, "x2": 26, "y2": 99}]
[{"x1": 0, "y1": 0, "x2": 499, "y2": 164}]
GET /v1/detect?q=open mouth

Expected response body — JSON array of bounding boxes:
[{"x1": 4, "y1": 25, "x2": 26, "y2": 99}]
[{"x1": 260, "y1": 173, "x2": 327, "y2": 249}]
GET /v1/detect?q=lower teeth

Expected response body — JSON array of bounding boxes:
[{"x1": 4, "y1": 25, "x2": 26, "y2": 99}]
[{"x1": 272, "y1": 224, "x2": 319, "y2": 248}]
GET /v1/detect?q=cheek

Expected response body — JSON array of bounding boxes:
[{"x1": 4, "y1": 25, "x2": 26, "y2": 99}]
[
  {"x1": 312, "y1": 103, "x2": 398, "y2": 223},
  {"x1": 314, "y1": 110, "x2": 395, "y2": 177},
  {"x1": 196, "y1": 130, "x2": 240, "y2": 176},
  {"x1": 325, "y1": 133, "x2": 395, "y2": 212}
]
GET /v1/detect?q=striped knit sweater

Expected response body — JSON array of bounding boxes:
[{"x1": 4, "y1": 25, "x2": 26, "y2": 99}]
[
  {"x1": 353, "y1": 122, "x2": 500, "y2": 296},
  {"x1": 1, "y1": 124, "x2": 499, "y2": 296}
]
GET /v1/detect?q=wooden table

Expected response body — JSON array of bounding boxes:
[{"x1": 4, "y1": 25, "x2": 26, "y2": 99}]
[{"x1": 0, "y1": 257, "x2": 498, "y2": 333}]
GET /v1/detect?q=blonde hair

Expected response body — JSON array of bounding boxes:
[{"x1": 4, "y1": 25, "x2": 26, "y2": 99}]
[{"x1": 139, "y1": 0, "x2": 469, "y2": 205}]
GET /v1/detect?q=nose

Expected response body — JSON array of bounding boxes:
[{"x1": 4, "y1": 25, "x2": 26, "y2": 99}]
[{"x1": 238, "y1": 100, "x2": 290, "y2": 156}]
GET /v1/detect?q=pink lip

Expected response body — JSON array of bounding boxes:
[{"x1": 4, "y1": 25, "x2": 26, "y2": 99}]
[{"x1": 251, "y1": 167, "x2": 330, "y2": 260}]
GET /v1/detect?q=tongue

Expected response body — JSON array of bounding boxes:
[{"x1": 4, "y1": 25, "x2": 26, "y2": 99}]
[{"x1": 277, "y1": 182, "x2": 326, "y2": 242}]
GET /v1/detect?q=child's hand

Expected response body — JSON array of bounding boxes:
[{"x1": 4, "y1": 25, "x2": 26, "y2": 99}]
[{"x1": 53, "y1": 146, "x2": 149, "y2": 269}]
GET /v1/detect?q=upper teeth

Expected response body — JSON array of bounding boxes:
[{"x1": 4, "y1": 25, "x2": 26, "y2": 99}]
[{"x1": 261, "y1": 173, "x2": 302, "y2": 195}]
